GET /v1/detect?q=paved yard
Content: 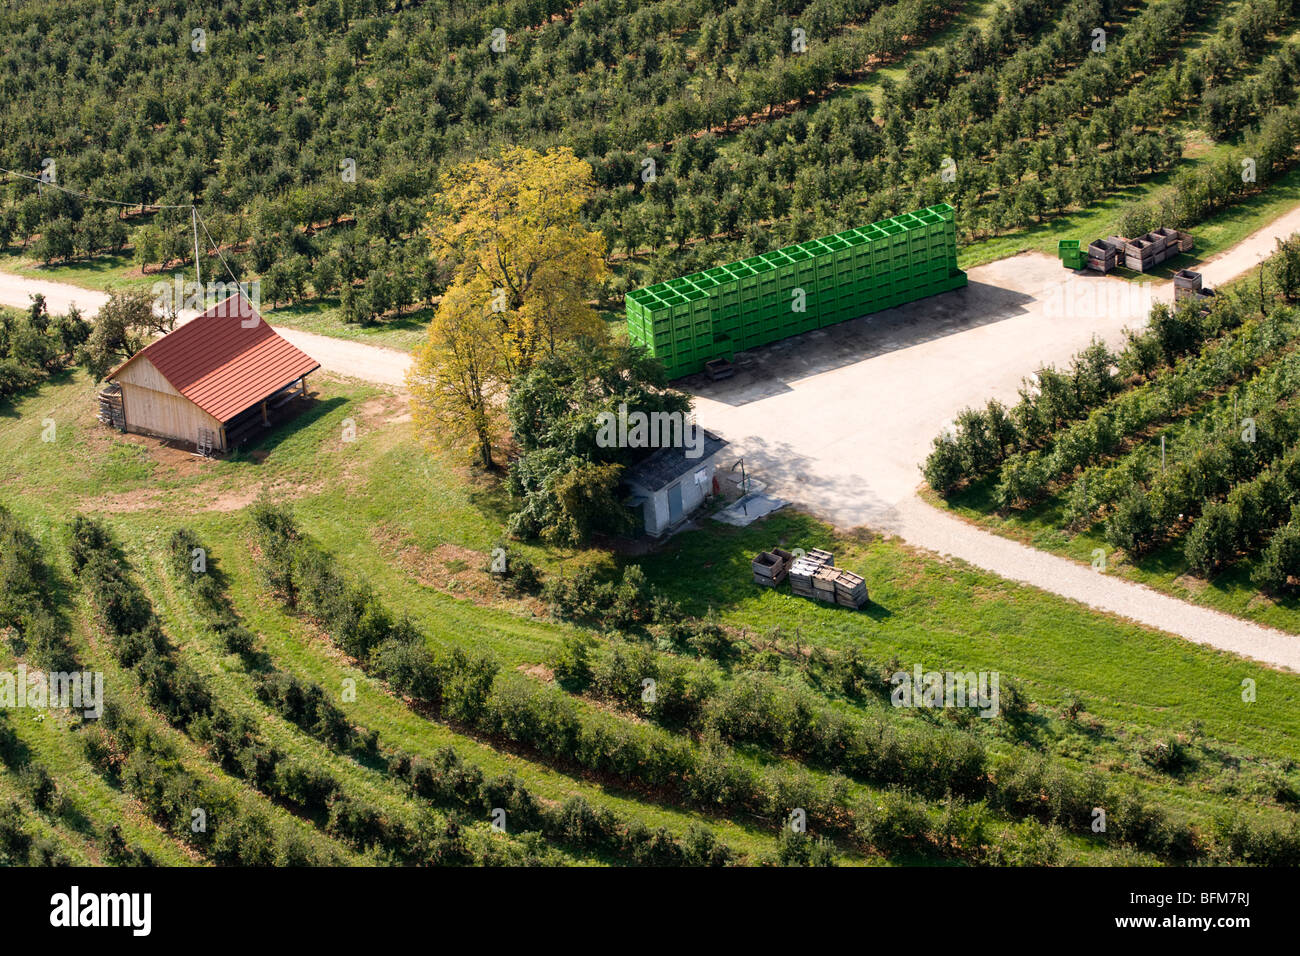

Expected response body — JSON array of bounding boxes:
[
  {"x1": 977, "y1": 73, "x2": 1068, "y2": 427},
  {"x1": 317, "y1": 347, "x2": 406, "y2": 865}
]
[
  {"x1": 692, "y1": 250, "x2": 1159, "y2": 529},
  {"x1": 693, "y1": 210, "x2": 1300, "y2": 669}
]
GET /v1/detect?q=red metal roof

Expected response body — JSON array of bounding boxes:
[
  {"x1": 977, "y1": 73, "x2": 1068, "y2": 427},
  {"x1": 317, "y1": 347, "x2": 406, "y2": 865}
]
[{"x1": 110, "y1": 294, "x2": 320, "y2": 423}]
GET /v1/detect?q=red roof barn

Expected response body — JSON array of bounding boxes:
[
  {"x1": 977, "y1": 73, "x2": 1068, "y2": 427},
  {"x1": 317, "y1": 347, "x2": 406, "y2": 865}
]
[{"x1": 100, "y1": 294, "x2": 319, "y2": 453}]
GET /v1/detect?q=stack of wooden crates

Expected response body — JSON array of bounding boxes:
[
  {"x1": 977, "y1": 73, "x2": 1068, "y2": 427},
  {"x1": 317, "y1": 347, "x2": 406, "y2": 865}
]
[
  {"x1": 789, "y1": 549, "x2": 834, "y2": 598},
  {"x1": 1110, "y1": 228, "x2": 1193, "y2": 273},
  {"x1": 784, "y1": 548, "x2": 869, "y2": 609},
  {"x1": 752, "y1": 548, "x2": 794, "y2": 588},
  {"x1": 829, "y1": 568, "x2": 869, "y2": 608}
]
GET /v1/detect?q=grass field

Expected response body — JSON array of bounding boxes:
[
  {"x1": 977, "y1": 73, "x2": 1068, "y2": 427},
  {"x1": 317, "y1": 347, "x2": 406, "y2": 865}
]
[{"x1": 5, "y1": 363, "x2": 1300, "y2": 865}]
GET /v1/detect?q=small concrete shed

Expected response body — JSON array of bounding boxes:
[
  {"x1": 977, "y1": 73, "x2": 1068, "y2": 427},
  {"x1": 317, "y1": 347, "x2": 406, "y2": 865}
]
[
  {"x1": 100, "y1": 294, "x2": 319, "y2": 453},
  {"x1": 623, "y1": 430, "x2": 729, "y2": 536}
]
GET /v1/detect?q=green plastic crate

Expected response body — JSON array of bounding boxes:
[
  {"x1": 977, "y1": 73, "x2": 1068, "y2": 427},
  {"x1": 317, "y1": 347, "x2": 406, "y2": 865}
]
[{"x1": 626, "y1": 205, "x2": 965, "y2": 377}]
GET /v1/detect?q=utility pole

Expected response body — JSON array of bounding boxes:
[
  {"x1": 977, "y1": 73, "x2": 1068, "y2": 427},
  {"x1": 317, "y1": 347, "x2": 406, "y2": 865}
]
[
  {"x1": 1259, "y1": 253, "x2": 1268, "y2": 318},
  {"x1": 191, "y1": 206, "x2": 202, "y2": 289}
]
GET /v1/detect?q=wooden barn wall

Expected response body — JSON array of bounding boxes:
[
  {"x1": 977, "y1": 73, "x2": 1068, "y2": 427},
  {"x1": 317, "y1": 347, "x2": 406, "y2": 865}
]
[
  {"x1": 114, "y1": 355, "x2": 182, "y2": 396},
  {"x1": 119, "y1": 383, "x2": 224, "y2": 449}
]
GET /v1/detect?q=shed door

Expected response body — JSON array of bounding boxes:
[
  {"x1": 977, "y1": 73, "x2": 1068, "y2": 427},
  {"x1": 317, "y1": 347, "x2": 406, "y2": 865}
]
[{"x1": 667, "y1": 482, "x2": 683, "y2": 523}]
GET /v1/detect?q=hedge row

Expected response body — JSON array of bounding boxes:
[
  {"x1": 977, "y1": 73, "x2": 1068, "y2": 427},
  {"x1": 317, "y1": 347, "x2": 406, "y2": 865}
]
[
  {"x1": 1184, "y1": 443, "x2": 1300, "y2": 574},
  {"x1": 0, "y1": 506, "x2": 77, "y2": 672},
  {"x1": 249, "y1": 499, "x2": 883, "y2": 842},
  {"x1": 177, "y1": 524, "x2": 744, "y2": 866},
  {"x1": 0, "y1": 798, "x2": 70, "y2": 867},
  {"x1": 925, "y1": 299, "x2": 1252, "y2": 495},
  {"x1": 995, "y1": 306, "x2": 1299, "y2": 507},
  {"x1": 167, "y1": 528, "x2": 365, "y2": 754},
  {"x1": 0, "y1": 709, "x2": 77, "y2": 866},
  {"x1": 1105, "y1": 402, "x2": 1300, "y2": 555},
  {"x1": 557, "y1": 635, "x2": 988, "y2": 800},
  {"x1": 253, "y1": 501, "x2": 1272, "y2": 863},
  {"x1": 72, "y1": 516, "x2": 549, "y2": 866},
  {"x1": 1066, "y1": 339, "x2": 1300, "y2": 527}
]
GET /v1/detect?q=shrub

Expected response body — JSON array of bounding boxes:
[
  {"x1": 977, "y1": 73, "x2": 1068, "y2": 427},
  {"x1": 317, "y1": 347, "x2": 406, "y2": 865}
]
[
  {"x1": 1139, "y1": 737, "x2": 1190, "y2": 775},
  {"x1": 552, "y1": 634, "x2": 595, "y2": 691},
  {"x1": 1212, "y1": 812, "x2": 1300, "y2": 866},
  {"x1": 1184, "y1": 501, "x2": 1237, "y2": 574},
  {"x1": 1105, "y1": 487, "x2": 1157, "y2": 553},
  {"x1": 67, "y1": 515, "x2": 111, "y2": 572},
  {"x1": 923, "y1": 433, "x2": 964, "y2": 494},
  {"x1": 488, "y1": 545, "x2": 543, "y2": 595},
  {"x1": 166, "y1": 527, "x2": 203, "y2": 579},
  {"x1": 1254, "y1": 520, "x2": 1300, "y2": 593},
  {"x1": 857, "y1": 791, "x2": 933, "y2": 857},
  {"x1": 988, "y1": 821, "x2": 1063, "y2": 866},
  {"x1": 775, "y1": 829, "x2": 837, "y2": 866}
]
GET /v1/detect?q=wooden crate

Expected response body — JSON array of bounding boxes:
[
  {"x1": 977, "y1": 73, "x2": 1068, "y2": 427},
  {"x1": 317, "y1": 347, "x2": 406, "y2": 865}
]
[
  {"x1": 807, "y1": 548, "x2": 834, "y2": 567},
  {"x1": 789, "y1": 557, "x2": 821, "y2": 597},
  {"x1": 832, "y1": 569, "x2": 868, "y2": 609},
  {"x1": 812, "y1": 567, "x2": 839, "y2": 603},
  {"x1": 752, "y1": 550, "x2": 789, "y2": 587}
]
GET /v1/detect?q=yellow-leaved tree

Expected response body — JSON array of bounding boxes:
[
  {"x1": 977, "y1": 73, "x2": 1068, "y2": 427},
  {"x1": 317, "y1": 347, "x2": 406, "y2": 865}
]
[
  {"x1": 409, "y1": 146, "x2": 609, "y2": 467},
  {"x1": 408, "y1": 278, "x2": 504, "y2": 469},
  {"x1": 426, "y1": 145, "x2": 607, "y2": 374}
]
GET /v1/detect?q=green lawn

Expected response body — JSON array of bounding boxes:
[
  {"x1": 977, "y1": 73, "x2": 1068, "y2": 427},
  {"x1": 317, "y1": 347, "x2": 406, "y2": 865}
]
[
  {"x1": 0, "y1": 251, "x2": 157, "y2": 292},
  {"x1": 5, "y1": 367, "x2": 1297, "y2": 864},
  {"x1": 263, "y1": 298, "x2": 431, "y2": 352}
]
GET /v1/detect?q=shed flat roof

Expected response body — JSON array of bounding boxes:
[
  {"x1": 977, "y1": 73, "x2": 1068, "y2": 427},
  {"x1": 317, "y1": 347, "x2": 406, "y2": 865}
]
[
  {"x1": 623, "y1": 430, "x2": 729, "y2": 491},
  {"x1": 109, "y1": 294, "x2": 319, "y2": 423}
]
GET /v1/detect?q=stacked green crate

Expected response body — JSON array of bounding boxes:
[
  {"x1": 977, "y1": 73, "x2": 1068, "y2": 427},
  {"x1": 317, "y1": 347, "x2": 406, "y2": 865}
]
[{"x1": 625, "y1": 204, "x2": 966, "y2": 378}]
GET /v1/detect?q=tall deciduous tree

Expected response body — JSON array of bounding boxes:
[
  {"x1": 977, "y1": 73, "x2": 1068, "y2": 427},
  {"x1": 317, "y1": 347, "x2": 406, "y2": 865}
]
[
  {"x1": 407, "y1": 279, "x2": 504, "y2": 469},
  {"x1": 412, "y1": 147, "x2": 610, "y2": 468},
  {"x1": 78, "y1": 290, "x2": 175, "y2": 381},
  {"x1": 425, "y1": 146, "x2": 607, "y2": 375}
]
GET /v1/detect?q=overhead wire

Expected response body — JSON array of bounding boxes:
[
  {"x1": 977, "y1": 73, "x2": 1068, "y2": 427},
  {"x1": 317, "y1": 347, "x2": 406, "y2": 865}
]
[{"x1": 0, "y1": 165, "x2": 244, "y2": 288}]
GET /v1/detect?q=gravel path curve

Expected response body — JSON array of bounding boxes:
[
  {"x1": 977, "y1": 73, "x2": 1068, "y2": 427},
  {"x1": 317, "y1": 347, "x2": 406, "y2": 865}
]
[{"x1": 888, "y1": 498, "x2": 1300, "y2": 670}]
